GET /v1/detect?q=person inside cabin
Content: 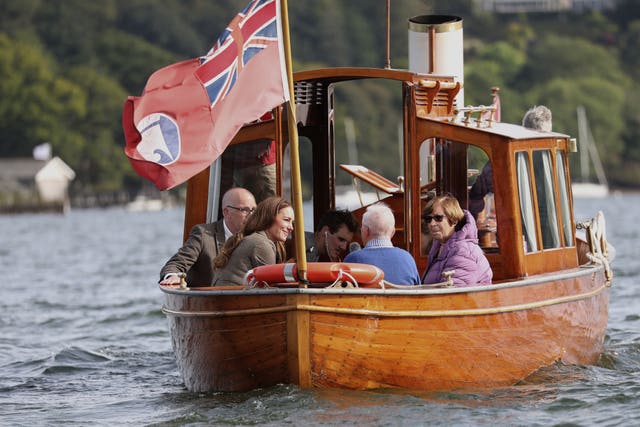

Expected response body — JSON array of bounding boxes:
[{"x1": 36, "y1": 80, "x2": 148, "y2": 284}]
[
  {"x1": 159, "y1": 187, "x2": 256, "y2": 287},
  {"x1": 295, "y1": 209, "x2": 360, "y2": 262},
  {"x1": 344, "y1": 203, "x2": 421, "y2": 285},
  {"x1": 522, "y1": 104, "x2": 553, "y2": 134},
  {"x1": 229, "y1": 138, "x2": 277, "y2": 202},
  {"x1": 421, "y1": 194, "x2": 493, "y2": 286},
  {"x1": 420, "y1": 190, "x2": 437, "y2": 257},
  {"x1": 468, "y1": 161, "x2": 494, "y2": 221},
  {"x1": 220, "y1": 113, "x2": 277, "y2": 203},
  {"x1": 469, "y1": 105, "x2": 553, "y2": 220},
  {"x1": 212, "y1": 196, "x2": 294, "y2": 286}
]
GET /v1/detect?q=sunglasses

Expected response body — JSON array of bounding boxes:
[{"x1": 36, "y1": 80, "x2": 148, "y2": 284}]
[
  {"x1": 422, "y1": 214, "x2": 446, "y2": 223},
  {"x1": 227, "y1": 205, "x2": 256, "y2": 215}
]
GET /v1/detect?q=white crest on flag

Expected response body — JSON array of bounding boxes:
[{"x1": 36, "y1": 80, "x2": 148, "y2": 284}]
[{"x1": 136, "y1": 113, "x2": 181, "y2": 165}]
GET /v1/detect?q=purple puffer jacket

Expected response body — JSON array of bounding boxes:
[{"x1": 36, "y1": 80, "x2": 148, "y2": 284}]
[{"x1": 421, "y1": 210, "x2": 493, "y2": 286}]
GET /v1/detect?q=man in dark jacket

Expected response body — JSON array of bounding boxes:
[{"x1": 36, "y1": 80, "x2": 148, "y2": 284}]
[
  {"x1": 159, "y1": 187, "x2": 256, "y2": 286},
  {"x1": 288, "y1": 209, "x2": 359, "y2": 262}
]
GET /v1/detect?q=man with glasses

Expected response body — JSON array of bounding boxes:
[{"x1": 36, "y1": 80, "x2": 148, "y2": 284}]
[{"x1": 159, "y1": 187, "x2": 256, "y2": 287}]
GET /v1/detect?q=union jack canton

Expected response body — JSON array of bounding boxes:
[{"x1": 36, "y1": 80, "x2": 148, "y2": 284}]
[{"x1": 196, "y1": 0, "x2": 278, "y2": 108}]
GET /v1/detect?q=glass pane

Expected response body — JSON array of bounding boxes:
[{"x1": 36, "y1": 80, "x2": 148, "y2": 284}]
[
  {"x1": 516, "y1": 152, "x2": 538, "y2": 252},
  {"x1": 282, "y1": 136, "x2": 314, "y2": 230},
  {"x1": 555, "y1": 150, "x2": 574, "y2": 246},
  {"x1": 532, "y1": 150, "x2": 560, "y2": 249},
  {"x1": 468, "y1": 146, "x2": 498, "y2": 251},
  {"x1": 221, "y1": 139, "x2": 277, "y2": 204},
  {"x1": 419, "y1": 138, "x2": 436, "y2": 256}
]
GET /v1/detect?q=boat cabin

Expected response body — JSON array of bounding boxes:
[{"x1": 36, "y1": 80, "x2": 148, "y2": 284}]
[{"x1": 181, "y1": 67, "x2": 578, "y2": 285}]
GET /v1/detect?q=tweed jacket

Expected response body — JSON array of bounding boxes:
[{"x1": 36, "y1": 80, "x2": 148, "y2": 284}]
[
  {"x1": 159, "y1": 220, "x2": 226, "y2": 286},
  {"x1": 212, "y1": 231, "x2": 277, "y2": 286}
]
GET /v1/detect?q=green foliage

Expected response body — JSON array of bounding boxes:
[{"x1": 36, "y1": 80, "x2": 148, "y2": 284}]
[
  {"x1": 519, "y1": 34, "x2": 627, "y2": 87},
  {"x1": 0, "y1": 34, "x2": 84, "y2": 157},
  {"x1": 531, "y1": 76, "x2": 626, "y2": 159},
  {"x1": 64, "y1": 66, "x2": 132, "y2": 192},
  {"x1": 619, "y1": 20, "x2": 640, "y2": 81},
  {"x1": 332, "y1": 79, "x2": 404, "y2": 184},
  {"x1": 96, "y1": 29, "x2": 178, "y2": 94},
  {"x1": 33, "y1": 0, "x2": 118, "y2": 66},
  {"x1": 114, "y1": 0, "x2": 203, "y2": 57}
]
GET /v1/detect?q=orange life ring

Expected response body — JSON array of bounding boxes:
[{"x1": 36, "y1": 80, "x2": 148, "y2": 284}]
[{"x1": 244, "y1": 262, "x2": 384, "y2": 288}]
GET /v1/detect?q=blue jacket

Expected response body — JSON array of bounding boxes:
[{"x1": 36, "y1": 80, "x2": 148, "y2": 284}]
[{"x1": 345, "y1": 239, "x2": 421, "y2": 285}]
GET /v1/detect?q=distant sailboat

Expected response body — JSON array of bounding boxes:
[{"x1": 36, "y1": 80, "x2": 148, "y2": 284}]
[{"x1": 572, "y1": 105, "x2": 609, "y2": 198}]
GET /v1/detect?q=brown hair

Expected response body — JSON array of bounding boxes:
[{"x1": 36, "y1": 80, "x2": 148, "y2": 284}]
[
  {"x1": 214, "y1": 196, "x2": 291, "y2": 268},
  {"x1": 423, "y1": 194, "x2": 465, "y2": 230}
]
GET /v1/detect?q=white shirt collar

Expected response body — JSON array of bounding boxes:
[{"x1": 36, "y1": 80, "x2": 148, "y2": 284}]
[{"x1": 223, "y1": 220, "x2": 233, "y2": 240}]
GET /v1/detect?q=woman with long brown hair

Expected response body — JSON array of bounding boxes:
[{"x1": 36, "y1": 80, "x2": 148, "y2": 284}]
[{"x1": 212, "y1": 196, "x2": 294, "y2": 286}]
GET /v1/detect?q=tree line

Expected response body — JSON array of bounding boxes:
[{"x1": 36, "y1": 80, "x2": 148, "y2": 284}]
[{"x1": 0, "y1": 0, "x2": 638, "y2": 196}]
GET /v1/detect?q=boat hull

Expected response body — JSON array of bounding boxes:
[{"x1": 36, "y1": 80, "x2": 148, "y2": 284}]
[{"x1": 161, "y1": 266, "x2": 609, "y2": 392}]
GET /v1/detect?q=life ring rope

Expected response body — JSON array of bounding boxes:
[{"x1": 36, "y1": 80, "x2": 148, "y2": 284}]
[{"x1": 328, "y1": 269, "x2": 358, "y2": 288}]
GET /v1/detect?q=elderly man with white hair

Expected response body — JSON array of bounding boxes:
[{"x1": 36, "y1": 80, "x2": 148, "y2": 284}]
[
  {"x1": 344, "y1": 203, "x2": 421, "y2": 285},
  {"x1": 522, "y1": 105, "x2": 552, "y2": 132}
]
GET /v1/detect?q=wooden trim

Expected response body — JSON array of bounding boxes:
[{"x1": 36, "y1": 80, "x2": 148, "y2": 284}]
[
  {"x1": 183, "y1": 167, "x2": 210, "y2": 242},
  {"x1": 287, "y1": 294, "x2": 311, "y2": 387},
  {"x1": 162, "y1": 279, "x2": 608, "y2": 320},
  {"x1": 339, "y1": 164, "x2": 402, "y2": 194},
  {"x1": 162, "y1": 304, "x2": 296, "y2": 318},
  {"x1": 297, "y1": 282, "x2": 606, "y2": 316}
]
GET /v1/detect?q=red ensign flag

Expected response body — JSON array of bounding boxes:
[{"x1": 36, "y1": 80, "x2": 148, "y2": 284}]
[{"x1": 122, "y1": 0, "x2": 289, "y2": 190}]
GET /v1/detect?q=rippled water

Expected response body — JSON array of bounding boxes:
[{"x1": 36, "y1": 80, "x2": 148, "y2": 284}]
[{"x1": 1, "y1": 195, "x2": 639, "y2": 426}]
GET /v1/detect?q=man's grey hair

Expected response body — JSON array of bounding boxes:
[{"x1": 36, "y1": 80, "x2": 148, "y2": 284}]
[
  {"x1": 222, "y1": 187, "x2": 255, "y2": 208},
  {"x1": 522, "y1": 105, "x2": 552, "y2": 132},
  {"x1": 362, "y1": 203, "x2": 395, "y2": 238}
]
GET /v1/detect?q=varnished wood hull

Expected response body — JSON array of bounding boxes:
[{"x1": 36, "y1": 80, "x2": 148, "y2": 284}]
[{"x1": 161, "y1": 265, "x2": 609, "y2": 392}]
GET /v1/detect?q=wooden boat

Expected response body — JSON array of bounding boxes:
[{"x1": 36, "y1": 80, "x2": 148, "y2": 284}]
[{"x1": 160, "y1": 14, "x2": 613, "y2": 392}]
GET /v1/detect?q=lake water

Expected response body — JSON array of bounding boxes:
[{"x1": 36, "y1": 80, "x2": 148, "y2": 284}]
[{"x1": 1, "y1": 194, "x2": 638, "y2": 426}]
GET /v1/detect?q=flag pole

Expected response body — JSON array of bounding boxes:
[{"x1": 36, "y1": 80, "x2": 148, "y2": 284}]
[{"x1": 280, "y1": 0, "x2": 308, "y2": 285}]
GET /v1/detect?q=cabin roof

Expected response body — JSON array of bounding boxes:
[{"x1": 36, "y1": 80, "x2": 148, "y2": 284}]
[
  {"x1": 294, "y1": 67, "x2": 451, "y2": 85},
  {"x1": 293, "y1": 68, "x2": 570, "y2": 143},
  {"x1": 426, "y1": 116, "x2": 569, "y2": 141}
]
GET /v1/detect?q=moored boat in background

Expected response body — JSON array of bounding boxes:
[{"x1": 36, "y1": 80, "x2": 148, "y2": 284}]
[{"x1": 572, "y1": 105, "x2": 609, "y2": 198}]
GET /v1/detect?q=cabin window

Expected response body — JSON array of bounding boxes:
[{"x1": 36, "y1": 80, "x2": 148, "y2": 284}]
[
  {"x1": 516, "y1": 151, "x2": 538, "y2": 252},
  {"x1": 418, "y1": 138, "x2": 437, "y2": 256},
  {"x1": 282, "y1": 136, "x2": 314, "y2": 230},
  {"x1": 220, "y1": 139, "x2": 277, "y2": 204},
  {"x1": 418, "y1": 140, "x2": 500, "y2": 255},
  {"x1": 532, "y1": 150, "x2": 560, "y2": 249},
  {"x1": 419, "y1": 138, "x2": 436, "y2": 194},
  {"x1": 555, "y1": 150, "x2": 574, "y2": 246},
  {"x1": 467, "y1": 146, "x2": 498, "y2": 251}
]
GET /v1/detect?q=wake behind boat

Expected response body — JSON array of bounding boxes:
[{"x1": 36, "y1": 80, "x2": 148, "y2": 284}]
[{"x1": 125, "y1": 5, "x2": 614, "y2": 392}]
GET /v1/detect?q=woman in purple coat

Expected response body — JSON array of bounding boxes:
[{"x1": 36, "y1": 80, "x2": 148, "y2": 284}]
[{"x1": 421, "y1": 195, "x2": 493, "y2": 286}]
